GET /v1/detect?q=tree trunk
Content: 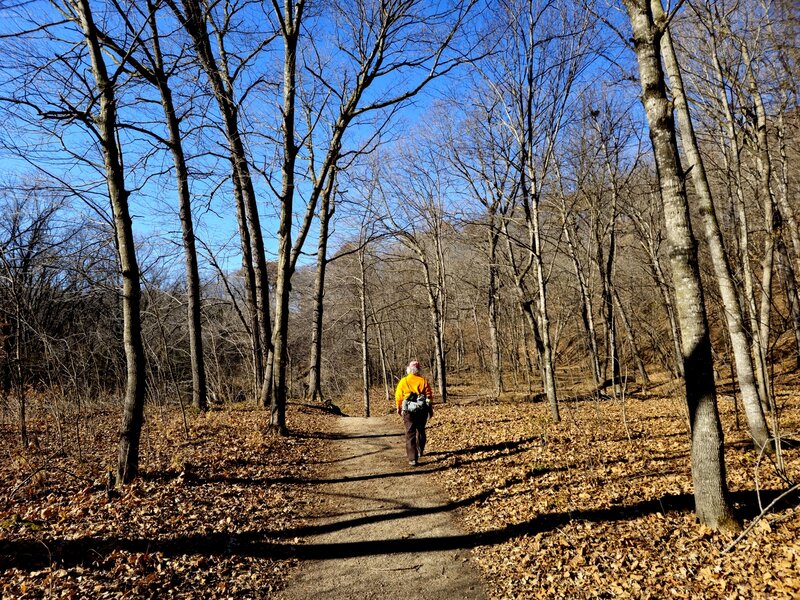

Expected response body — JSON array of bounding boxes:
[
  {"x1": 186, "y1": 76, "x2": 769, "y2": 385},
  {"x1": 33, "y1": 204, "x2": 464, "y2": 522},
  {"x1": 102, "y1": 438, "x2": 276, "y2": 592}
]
[
  {"x1": 232, "y1": 168, "x2": 262, "y2": 400},
  {"x1": 14, "y1": 329, "x2": 27, "y2": 448},
  {"x1": 370, "y1": 302, "x2": 392, "y2": 405},
  {"x1": 421, "y1": 257, "x2": 448, "y2": 403},
  {"x1": 563, "y1": 208, "x2": 602, "y2": 388},
  {"x1": 501, "y1": 215, "x2": 535, "y2": 398},
  {"x1": 75, "y1": 0, "x2": 146, "y2": 485},
  {"x1": 359, "y1": 248, "x2": 370, "y2": 417},
  {"x1": 707, "y1": 33, "x2": 769, "y2": 408},
  {"x1": 518, "y1": 304, "x2": 534, "y2": 396},
  {"x1": 777, "y1": 239, "x2": 800, "y2": 365},
  {"x1": 146, "y1": 1, "x2": 207, "y2": 411},
  {"x1": 306, "y1": 175, "x2": 335, "y2": 404},
  {"x1": 487, "y1": 208, "x2": 503, "y2": 398},
  {"x1": 434, "y1": 222, "x2": 449, "y2": 403},
  {"x1": 269, "y1": 0, "x2": 303, "y2": 435},
  {"x1": 745, "y1": 45, "x2": 777, "y2": 414},
  {"x1": 502, "y1": 192, "x2": 555, "y2": 414},
  {"x1": 659, "y1": 16, "x2": 770, "y2": 449},
  {"x1": 624, "y1": 0, "x2": 738, "y2": 530},
  {"x1": 169, "y1": 0, "x2": 273, "y2": 407},
  {"x1": 643, "y1": 236, "x2": 684, "y2": 379},
  {"x1": 775, "y1": 113, "x2": 800, "y2": 366},
  {"x1": 472, "y1": 303, "x2": 487, "y2": 372},
  {"x1": 530, "y1": 192, "x2": 559, "y2": 421},
  {"x1": 612, "y1": 287, "x2": 649, "y2": 387},
  {"x1": 597, "y1": 213, "x2": 619, "y2": 394},
  {"x1": 598, "y1": 137, "x2": 621, "y2": 396}
]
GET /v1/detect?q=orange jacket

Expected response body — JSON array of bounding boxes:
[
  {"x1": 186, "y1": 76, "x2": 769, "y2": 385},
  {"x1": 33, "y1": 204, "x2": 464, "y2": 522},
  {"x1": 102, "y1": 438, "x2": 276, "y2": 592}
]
[{"x1": 395, "y1": 373, "x2": 433, "y2": 410}]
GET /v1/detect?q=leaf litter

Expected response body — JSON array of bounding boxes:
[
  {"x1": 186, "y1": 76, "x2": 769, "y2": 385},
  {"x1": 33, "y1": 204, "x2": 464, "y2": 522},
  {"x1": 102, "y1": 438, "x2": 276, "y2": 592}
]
[
  {"x1": 1, "y1": 404, "x2": 331, "y2": 599},
  {"x1": 430, "y1": 381, "x2": 800, "y2": 599},
  {"x1": 1, "y1": 381, "x2": 799, "y2": 599}
]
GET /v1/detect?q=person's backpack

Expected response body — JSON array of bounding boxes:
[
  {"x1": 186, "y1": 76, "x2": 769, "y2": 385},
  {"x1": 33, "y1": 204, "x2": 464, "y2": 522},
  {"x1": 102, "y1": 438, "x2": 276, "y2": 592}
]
[{"x1": 401, "y1": 392, "x2": 430, "y2": 415}]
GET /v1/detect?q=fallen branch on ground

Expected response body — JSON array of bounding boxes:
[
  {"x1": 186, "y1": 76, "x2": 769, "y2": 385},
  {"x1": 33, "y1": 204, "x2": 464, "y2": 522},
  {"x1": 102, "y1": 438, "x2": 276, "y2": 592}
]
[{"x1": 722, "y1": 483, "x2": 800, "y2": 554}]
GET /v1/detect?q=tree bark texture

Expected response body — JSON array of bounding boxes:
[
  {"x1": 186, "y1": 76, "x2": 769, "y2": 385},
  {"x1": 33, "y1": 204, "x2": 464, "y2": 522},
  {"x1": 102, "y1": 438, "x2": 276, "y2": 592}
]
[
  {"x1": 306, "y1": 174, "x2": 336, "y2": 404},
  {"x1": 625, "y1": 0, "x2": 738, "y2": 530},
  {"x1": 659, "y1": 15, "x2": 769, "y2": 449},
  {"x1": 145, "y1": 1, "x2": 207, "y2": 411},
  {"x1": 270, "y1": 0, "x2": 304, "y2": 435},
  {"x1": 75, "y1": 0, "x2": 146, "y2": 485}
]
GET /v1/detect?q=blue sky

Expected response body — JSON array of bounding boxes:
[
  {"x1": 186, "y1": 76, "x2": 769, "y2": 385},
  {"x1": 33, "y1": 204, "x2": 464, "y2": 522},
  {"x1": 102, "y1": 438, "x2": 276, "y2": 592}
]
[{"x1": 0, "y1": 0, "x2": 646, "y2": 282}]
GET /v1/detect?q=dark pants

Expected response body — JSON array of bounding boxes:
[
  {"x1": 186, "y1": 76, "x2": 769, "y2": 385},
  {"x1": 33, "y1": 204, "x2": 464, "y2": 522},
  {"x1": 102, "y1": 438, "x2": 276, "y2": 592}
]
[{"x1": 403, "y1": 410, "x2": 428, "y2": 462}]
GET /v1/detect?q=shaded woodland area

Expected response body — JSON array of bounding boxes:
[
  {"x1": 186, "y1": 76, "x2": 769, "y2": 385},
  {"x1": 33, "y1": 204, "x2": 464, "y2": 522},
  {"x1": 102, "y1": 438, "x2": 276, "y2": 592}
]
[{"x1": 1, "y1": 0, "x2": 799, "y2": 596}]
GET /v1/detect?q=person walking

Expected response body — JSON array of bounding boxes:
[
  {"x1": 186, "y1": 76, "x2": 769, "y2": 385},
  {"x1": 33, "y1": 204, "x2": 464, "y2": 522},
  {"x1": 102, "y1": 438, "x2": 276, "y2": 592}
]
[{"x1": 395, "y1": 360, "x2": 434, "y2": 466}]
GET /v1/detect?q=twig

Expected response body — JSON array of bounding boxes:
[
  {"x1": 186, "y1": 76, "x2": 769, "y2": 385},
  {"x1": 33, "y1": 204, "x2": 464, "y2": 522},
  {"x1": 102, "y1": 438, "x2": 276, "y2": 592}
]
[
  {"x1": 49, "y1": 465, "x2": 94, "y2": 485},
  {"x1": 6, "y1": 457, "x2": 93, "y2": 500},
  {"x1": 7, "y1": 465, "x2": 48, "y2": 500},
  {"x1": 619, "y1": 366, "x2": 632, "y2": 445},
  {"x1": 755, "y1": 442, "x2": 766, "y2": 513},
  {"x1": 721, "y1": 483, "x2": 800, "y2": 554}
]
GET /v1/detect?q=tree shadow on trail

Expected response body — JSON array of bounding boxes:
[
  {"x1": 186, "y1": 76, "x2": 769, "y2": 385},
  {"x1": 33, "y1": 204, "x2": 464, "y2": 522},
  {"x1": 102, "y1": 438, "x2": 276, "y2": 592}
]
[
  {"x1": 294, "y1": 430, "x2": 404, "y2": 441},
  {"x1": 273, "y1": 436, "x2": 541, "y2": 486},
  {"x1": 270, "y1": 462, "x2": 568, "y2": 538},
  {"x1": 4, "y1": 487, "x2": 794, "y2": 570},
  {"x1": 136, "y1": 434, "x2": 539, "y2": 489}
]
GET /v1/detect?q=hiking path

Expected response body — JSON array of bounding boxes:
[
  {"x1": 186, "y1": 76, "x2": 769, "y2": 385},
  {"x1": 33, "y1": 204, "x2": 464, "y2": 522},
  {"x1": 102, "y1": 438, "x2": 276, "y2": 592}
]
[{"x1": 276, "y1": 413, "x2": 489, "y2": 600}]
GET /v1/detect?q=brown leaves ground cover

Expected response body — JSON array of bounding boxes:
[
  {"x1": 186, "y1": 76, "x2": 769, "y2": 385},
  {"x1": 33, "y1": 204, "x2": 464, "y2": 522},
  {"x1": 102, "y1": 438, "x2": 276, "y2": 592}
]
[
  {"x1": 2, "y1": 376, "x2": 798, "y2": 600},
  {"x1": 429, "y1": 377, "x2": 800, "y2": 599},
  {"x1": 0, "y1": 401, "x2": 332, "y2": 598}
]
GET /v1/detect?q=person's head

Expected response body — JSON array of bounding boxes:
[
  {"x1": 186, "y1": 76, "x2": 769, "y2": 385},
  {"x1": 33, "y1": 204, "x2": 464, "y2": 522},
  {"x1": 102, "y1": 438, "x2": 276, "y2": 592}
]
[{"x1": 406, "y1": 360, "x2": 421, "y2": 375}]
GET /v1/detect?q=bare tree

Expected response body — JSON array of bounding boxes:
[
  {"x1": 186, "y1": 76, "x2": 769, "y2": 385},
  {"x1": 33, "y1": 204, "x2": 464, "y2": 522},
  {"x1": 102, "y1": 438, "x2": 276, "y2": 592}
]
[
  {"x1": 693, "y1": 2, "x2": 772, "y2": 408},
  {"x1": 743, "y1": 41, "x2": 778, "y2": 413},
  {"x1": 382, "y1": 144, "x2": 454, "y2": 403},
  {"x1": 0, "y1": 190, "x2": 67, "y2": 446},
  {"x1": 96, "y1": 0, "x2": 209, "y2": 411},
  {"x1": 580, "y1": 98, "x2": 641, "y2": 395},
  {"x1": 166, "y1": 0, "x2": 274, "y2": 406},
  {"x1": 626, "y1": 185, "x2": 685, "y2": 379},
  {"x1": 358, "y1": 233, "x2": 371, "y2": 417},
  {"x1": 622, "y1": 0, "x2": 738, "y2": 530},
  {"x1": 657, "y1": 4, "x2": 770, "y2": 449},
  {"x1": 267, "y1": 0, "x2": 482, "y2": 432},
  {"x1": 6, "y1": 0, "x2": 154, "y2": 483},
  {"x1": 477, "y1": 0, "x2": 593, "y2": 420},
  {"x1": 305, "y1": 170, "x2": 338, "y2": 405},
  {"x1": 448, "y1": 100, "x2": 517, "y2": 399}
]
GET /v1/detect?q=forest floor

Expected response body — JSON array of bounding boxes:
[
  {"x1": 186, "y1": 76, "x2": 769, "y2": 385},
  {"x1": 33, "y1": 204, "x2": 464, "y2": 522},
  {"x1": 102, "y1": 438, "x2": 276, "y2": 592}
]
[{"x1": 1, "y1": 370, "x2": 799, "y2": 598}]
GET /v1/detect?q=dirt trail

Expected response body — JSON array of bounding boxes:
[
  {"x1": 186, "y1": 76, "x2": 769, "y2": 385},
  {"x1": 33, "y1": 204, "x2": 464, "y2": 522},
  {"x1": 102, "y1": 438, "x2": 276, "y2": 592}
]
[{"x1": 276, "y1": 414, "x2": 488, "y2": 600}]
